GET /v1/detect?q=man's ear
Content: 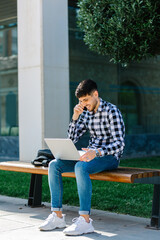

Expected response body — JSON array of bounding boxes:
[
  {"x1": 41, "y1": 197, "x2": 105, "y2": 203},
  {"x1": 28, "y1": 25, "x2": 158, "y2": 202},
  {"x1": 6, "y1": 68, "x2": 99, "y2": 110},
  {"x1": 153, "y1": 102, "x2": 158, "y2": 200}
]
[{"x1": 93, "y1": 90, "x2": 99, "y2": 98}]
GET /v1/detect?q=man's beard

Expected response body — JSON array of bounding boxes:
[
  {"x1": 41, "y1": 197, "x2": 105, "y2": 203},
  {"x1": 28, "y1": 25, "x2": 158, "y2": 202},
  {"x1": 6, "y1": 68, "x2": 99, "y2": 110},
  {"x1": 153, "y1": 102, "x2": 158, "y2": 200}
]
[{"x1": 89, "y1": 99, "x2": 99, "y2": 112}]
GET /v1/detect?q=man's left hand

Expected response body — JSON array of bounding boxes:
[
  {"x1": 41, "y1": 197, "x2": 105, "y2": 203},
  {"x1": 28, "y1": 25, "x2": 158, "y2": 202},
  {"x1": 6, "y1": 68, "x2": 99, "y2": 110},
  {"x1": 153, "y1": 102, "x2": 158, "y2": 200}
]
[{"x1": 79, "y1": 148, "x2": 96, "y2": 162}]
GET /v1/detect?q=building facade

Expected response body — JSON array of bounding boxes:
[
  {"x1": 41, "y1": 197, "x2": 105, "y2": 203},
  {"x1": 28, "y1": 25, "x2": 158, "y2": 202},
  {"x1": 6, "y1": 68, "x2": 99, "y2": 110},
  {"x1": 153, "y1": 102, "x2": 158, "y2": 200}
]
[{"x1": 0, "y1": 0, "x2": 160, "y2": 161}]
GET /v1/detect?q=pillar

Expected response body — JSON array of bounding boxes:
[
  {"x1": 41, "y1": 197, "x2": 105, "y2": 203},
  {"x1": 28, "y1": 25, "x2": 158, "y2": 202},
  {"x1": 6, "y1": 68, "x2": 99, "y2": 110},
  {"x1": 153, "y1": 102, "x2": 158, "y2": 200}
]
[{"x1": 18, "y1": 0, "x2": 69, "y2": 161}]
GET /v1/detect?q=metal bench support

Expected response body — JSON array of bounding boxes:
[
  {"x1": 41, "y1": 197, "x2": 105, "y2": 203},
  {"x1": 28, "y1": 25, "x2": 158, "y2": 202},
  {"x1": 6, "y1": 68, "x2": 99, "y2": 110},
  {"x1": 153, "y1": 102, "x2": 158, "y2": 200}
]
[
  {"x1": 150, "y1": 184, "x2": 160, "y2": 229},
  {"x1": 28, "y1": 174, "x2": 42, "y2": 207}
]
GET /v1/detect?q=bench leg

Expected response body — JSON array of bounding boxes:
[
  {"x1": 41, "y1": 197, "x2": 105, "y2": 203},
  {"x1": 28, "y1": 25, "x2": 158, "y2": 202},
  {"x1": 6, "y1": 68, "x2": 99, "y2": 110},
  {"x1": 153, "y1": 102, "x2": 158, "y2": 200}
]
[
  {"x1": 28, "y1": 174, "x2": 42, "y2": 207},
  {"x1": 150, "y1": 184, "x2": 160, "y2": 229}
]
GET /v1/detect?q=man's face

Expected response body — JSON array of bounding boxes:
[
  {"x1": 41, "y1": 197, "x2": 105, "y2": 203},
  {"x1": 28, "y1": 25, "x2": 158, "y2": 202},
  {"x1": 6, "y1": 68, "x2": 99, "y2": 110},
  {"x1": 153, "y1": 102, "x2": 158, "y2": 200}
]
[{"x1": 78, "y1": 91, "x2": 99, "y2": 112}]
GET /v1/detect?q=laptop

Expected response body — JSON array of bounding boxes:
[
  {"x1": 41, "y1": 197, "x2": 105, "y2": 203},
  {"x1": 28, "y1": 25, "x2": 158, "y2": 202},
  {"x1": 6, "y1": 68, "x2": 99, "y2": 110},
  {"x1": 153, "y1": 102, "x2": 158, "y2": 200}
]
[{"x1": 44, "y1": 138, "x2": 85, "y2": 161}]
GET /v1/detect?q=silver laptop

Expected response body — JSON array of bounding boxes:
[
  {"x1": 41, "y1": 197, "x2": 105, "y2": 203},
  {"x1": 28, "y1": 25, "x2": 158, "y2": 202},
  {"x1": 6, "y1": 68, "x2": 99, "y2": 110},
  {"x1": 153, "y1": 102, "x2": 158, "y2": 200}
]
[{"x1": 44, "y1": 138, "x2": 85, "y2": 160}]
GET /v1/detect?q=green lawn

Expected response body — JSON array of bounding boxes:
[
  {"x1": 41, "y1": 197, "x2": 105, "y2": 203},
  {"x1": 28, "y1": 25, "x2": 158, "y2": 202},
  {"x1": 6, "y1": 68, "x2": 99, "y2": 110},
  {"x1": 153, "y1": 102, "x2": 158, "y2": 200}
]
[{"x1": 0, "y1": 156, "x2": 160, "y2": 218}]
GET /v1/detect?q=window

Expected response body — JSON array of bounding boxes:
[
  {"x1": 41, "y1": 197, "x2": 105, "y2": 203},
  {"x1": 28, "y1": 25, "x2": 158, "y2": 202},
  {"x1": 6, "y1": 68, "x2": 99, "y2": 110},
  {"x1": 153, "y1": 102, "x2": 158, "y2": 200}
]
[
  {"x1": 0, "y1": 24, "x2": 18, "y2": 136},
  {"x1": 118, "y1": 82, "x2": 142, "y2": 134},
  {"x1": 0, "y1": 25, "x2": 17, "y2": 57}
]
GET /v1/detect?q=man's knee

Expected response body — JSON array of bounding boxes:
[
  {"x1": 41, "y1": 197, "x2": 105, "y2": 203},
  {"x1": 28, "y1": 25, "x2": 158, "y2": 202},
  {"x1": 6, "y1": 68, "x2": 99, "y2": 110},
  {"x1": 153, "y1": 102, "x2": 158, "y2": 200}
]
[
  {"x1": 75, "y1": 161, "x2": 86, "y2": 174},
  {"x1": 49, "y1": 159, "x2": 61, "y2": 173}
]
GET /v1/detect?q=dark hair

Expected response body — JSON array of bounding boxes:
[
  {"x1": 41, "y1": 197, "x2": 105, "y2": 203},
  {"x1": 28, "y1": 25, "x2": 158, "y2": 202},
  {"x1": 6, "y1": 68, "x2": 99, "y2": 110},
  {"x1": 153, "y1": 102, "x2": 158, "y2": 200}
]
[{"x1": 75, "y1": 79, "x2": 98, "y2": 98}]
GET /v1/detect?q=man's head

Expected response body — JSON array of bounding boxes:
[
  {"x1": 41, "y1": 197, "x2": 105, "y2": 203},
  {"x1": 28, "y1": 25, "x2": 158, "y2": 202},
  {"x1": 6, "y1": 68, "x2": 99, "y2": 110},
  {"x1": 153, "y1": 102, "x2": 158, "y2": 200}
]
[
  {"x1": 75, "y1": 79, "x2": 98, "y2": 98},
  {"x1": 75, "y1": 79, "x2": 100, "y2": 112}
]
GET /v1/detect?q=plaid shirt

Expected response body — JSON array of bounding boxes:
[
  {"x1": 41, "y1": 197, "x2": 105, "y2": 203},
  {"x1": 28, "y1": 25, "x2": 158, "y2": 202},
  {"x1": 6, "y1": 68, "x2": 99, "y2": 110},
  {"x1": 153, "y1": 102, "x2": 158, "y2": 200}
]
[{"x1": 68, "y1": 98, "x2": 125, "y2": 160}]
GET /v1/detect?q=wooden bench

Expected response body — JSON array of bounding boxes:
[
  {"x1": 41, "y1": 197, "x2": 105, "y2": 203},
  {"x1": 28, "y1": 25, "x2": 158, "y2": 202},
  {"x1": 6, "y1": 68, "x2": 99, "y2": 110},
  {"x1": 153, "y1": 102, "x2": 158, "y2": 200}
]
[{"x1": 0, "y1": 161, "x2": 160, "y2": 229}]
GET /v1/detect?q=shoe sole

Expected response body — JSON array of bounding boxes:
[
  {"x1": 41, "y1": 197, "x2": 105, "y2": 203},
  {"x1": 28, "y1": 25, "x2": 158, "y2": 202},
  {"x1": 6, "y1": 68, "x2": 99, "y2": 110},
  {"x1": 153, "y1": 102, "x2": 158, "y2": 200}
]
[
  {"x1": 63, "y1": 229, "x2": 94, "y2": 236},
  {"x1": 39, "y1": 224, "x2": 66, "y2": 231}
]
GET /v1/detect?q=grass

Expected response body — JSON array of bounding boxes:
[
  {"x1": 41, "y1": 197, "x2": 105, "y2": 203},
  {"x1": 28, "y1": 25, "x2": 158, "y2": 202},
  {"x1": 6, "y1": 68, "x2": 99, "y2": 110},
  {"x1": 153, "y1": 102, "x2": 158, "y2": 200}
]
[{"x1": 0, "y1": 156, "x2": 160, "y2": 218}]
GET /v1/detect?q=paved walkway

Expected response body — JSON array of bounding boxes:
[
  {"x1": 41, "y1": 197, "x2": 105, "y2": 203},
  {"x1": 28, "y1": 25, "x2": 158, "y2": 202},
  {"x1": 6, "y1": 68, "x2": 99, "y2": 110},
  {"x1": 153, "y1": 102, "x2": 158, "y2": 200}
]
[{"x1": 0, "y1": 195, "x2": 159, "y2": 240}]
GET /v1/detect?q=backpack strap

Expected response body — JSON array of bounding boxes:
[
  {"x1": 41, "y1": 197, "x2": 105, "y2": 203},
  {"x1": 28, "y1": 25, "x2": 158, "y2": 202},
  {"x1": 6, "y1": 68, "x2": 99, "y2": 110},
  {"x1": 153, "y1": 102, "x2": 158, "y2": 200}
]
[{"x1": 31, "y1": 155, "x2": 48, "y2": 166}]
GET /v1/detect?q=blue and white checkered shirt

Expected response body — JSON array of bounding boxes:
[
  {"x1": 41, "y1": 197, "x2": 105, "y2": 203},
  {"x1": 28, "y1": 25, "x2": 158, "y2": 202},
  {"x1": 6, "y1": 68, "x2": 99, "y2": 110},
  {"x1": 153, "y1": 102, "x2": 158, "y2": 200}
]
[{"x1": 68, "y1": 98, "x2": 125, "y2": 160}]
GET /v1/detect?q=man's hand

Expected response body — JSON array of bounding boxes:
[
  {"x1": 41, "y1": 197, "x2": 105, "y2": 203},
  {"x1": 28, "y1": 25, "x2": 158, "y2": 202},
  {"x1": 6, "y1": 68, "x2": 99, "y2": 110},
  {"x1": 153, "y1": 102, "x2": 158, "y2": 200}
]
[
  {"x1": 79, "y1": 148, "x2": 96, "y2": 162},
  {"x1": 72, "y1": 103, "x2": 84, "y2": 121}
]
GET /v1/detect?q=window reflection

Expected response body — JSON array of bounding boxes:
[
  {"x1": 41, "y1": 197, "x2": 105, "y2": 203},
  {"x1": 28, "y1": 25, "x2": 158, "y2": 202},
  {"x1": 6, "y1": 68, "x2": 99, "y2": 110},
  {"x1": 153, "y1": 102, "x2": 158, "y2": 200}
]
[
  {"x1": 0, "y1": 24, "x2": 18, "y2": 136},
  {"x1": 0, "y1": 26, "x2": 17, "y2": 57},
  {"x1": 118, "y1": 82, "x2": 141, "y2": 134}
]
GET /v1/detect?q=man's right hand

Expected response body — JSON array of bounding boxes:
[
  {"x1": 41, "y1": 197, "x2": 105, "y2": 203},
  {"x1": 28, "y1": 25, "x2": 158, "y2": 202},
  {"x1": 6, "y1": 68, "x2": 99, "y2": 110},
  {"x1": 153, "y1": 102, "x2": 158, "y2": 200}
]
[{"x1": 72, "y1": 103, "x2": 84, "y2": 121}]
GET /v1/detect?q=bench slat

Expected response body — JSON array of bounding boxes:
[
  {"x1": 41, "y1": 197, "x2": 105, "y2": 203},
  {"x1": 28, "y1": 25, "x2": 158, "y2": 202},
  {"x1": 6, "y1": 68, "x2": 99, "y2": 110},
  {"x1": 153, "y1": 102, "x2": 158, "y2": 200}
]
[
  {"x1": 0, "y1": 161, "x2": 49, "y2": 175},
  {"x1": 0, "y1": 161, "x2": 160, "y2": 184}
]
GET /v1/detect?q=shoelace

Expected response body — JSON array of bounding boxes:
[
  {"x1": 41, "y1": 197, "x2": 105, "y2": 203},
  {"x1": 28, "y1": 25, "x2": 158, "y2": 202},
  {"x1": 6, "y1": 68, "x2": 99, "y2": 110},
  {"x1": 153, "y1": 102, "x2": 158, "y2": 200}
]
[
  {"x1": 72, "y1": 217, "x2": 92, "y2": 225},
  {"x1": 72, "y1": 217, "x2": 83, "y2": 225},
  {"x1": 46, "y1": 213, "x2": 55, "y2": 222}
]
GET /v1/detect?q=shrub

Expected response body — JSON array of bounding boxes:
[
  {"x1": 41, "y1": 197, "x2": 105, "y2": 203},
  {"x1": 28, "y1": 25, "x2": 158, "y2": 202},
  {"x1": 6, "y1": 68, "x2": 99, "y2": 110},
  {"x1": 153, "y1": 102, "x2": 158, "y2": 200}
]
[{"x1": 77, "y1": 0, "x2": 160, "y2": 65}]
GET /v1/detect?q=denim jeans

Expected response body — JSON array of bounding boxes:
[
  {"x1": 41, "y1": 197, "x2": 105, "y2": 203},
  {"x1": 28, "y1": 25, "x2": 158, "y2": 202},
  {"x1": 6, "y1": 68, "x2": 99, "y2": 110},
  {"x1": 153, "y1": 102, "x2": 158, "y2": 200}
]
[{"x1": 48, "y1": 155, "x2": 119, "y2": 215}]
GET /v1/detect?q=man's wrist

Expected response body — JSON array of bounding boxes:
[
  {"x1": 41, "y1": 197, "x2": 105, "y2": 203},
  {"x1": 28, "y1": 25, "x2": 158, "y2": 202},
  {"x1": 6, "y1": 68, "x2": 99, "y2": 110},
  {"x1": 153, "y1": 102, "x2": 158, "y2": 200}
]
[
  {"x1": 95, "y1": 149, "x2": 101, "y2": 157},
  {"x1": 72, "y1": 114, "x2": 79, "y2": 121}
]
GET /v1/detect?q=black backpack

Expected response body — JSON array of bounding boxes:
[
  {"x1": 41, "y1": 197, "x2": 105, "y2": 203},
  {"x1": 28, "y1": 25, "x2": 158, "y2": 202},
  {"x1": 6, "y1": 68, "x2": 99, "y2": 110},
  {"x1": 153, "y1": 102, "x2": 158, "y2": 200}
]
[{"x1": 31, "y1": 149, "x2": 54, "y2": 167}]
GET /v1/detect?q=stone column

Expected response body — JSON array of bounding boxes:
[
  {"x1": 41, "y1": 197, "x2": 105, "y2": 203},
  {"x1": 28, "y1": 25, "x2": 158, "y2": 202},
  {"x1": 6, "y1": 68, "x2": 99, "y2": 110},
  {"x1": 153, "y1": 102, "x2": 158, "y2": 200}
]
[{"x1": 18, "y1": 0, "x2": 69, "y2": 161}]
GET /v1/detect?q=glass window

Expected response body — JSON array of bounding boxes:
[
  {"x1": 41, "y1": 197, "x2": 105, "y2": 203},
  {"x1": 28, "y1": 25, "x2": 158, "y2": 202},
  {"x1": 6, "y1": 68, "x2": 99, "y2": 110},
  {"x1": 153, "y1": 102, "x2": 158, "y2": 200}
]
[
  {"x1": 0, "y1": 25, "x2": 17, "y2": 57},
  {"x1": 0, "y1": 71, "x2": 18, "y2": 136},
  {"x1": 0, "y1": 24, "x2": 18, "y2": 136},
  {"x1": 11, "y1": 28, "x2": 17, "y2": 55},
  {"x1": 0, "y1": 31, "x2": 3, "y2": 57},
  {"x1": 118, "y1": 82, "x2": 141, "y2": 134}
]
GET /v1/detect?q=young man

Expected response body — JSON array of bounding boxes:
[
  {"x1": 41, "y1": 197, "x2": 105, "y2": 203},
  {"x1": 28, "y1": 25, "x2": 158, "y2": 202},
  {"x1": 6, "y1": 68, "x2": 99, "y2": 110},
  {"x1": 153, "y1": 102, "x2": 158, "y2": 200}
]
[{"x1": 39, "y1": 79, "x2": 125, "y2": 235}]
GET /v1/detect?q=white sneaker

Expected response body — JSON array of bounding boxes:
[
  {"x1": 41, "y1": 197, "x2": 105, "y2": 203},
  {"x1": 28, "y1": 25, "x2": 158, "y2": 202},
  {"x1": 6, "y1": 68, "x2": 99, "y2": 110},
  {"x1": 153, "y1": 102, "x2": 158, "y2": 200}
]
[
  {"x1": 63, "y1": 216, "x2": 94, "y2": 236},
  {"x1": 39, "y1": 212, "x2": 66, "y2": 231}
]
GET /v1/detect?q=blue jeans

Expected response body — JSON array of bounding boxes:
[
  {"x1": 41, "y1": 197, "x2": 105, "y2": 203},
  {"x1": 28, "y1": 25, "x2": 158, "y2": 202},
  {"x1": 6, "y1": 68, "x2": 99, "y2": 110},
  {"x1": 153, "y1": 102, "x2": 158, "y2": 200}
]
[{"x1": 48, "y1": 155, "x2": 119, "y2": 215}]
